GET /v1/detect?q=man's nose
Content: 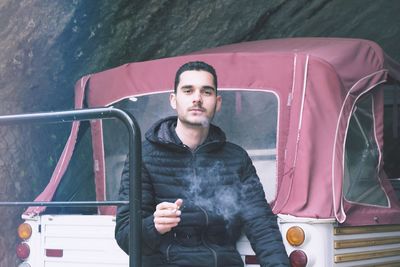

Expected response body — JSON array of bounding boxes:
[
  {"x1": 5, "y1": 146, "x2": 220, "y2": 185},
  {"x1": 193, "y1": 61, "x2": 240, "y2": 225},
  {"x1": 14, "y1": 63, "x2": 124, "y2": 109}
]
[{"x1": 192, "y1": 91, "x2": 202, "y2": 104}]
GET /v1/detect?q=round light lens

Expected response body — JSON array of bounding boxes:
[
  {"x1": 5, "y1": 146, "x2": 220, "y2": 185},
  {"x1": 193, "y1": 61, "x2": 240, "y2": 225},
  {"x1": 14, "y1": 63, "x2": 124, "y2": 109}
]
[
  {"x1": 16, "y1": 242, "x2": 30, "y2": 260},
  {"x1": 289, "y1": 250, "x2": 308, "y2": 267},
  {"x1": 18, "y1": 223, "x2": 32, "y2": 240},
  {"x1": 286, "y1": 226, "x2": 305, "y2": 246}
]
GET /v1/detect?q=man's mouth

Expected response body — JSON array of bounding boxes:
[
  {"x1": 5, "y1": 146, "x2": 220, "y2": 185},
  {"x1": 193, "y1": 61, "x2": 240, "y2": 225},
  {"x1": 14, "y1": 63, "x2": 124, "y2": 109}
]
[{"x1": 189, "y1": 107, "x2": 206, "y2": 112}]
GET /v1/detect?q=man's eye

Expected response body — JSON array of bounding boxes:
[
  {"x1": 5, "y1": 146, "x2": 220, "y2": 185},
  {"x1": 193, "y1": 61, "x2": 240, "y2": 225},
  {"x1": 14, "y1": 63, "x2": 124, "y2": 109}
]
[
  {"x1": 182, "y1": 89, "x2": 191, "y2": 93},
  {"x1": 203, "y1": 89, "x2": 213, "y2": 95}
]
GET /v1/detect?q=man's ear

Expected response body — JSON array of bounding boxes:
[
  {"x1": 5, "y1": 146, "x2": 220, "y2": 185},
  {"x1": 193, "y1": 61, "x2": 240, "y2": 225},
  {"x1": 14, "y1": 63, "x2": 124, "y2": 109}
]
[
  {"x1": 215, "y1": 95, "x2": 222, "y2": 112},
  {"x1": 170, "y1": 93, "x2": 177, "y2": 110}
]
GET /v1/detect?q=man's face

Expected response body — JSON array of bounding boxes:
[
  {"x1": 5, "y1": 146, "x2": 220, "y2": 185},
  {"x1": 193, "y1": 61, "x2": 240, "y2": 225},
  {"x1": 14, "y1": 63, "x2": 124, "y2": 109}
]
[{"x1": 170, "y1": 70, "x2": 221, "y2": 128}]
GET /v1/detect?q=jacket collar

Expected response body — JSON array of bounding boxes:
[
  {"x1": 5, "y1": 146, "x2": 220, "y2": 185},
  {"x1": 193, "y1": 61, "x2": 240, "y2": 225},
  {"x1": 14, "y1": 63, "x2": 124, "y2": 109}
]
[{"x1": 145, "y1": 116, "x2": 226, "y2": 151}]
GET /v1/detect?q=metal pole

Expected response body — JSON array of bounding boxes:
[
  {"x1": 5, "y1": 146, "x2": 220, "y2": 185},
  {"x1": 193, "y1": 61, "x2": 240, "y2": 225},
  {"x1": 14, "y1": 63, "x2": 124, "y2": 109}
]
[
  {"x1": 0, "y1": 107, "x2": 127, "y2": 125},
  {"x1": 0, "y1": 201, "x2": 128, "y2": 207},
  {"x1": 124, "y1": 111, "x2": 142, "y2": 267}
]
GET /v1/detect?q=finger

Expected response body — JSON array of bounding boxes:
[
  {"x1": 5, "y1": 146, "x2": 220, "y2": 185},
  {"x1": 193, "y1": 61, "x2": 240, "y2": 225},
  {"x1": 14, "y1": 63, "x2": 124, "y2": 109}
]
[
  {"x1": 154, "y1": 216, "x2": 181, "y2": 225},
  {"x1": 156, "y1": 201, "x2": 178, "y2": 211},
  {"x1": 154, "y1": 209, "x2": 181, "y2": 218},
  {"x1": 154, "y1": 217, "x2": 181, "y2": 224}
]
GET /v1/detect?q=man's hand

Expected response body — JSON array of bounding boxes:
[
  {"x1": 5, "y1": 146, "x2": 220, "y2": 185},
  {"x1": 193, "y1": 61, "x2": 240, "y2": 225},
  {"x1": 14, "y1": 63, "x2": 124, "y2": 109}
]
[{"x1": 154, "y1": 199, "x2": 183, "y2": 235}]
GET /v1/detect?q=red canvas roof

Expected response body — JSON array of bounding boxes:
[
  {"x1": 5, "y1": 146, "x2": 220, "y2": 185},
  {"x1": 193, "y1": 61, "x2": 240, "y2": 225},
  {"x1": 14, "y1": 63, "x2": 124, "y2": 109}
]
[
  {"x1": 27, "y1": 38, "x2": 400, "y2": 225},
  {"x1": 87, "y1": 38, "x2": 400, "y2": 107}
]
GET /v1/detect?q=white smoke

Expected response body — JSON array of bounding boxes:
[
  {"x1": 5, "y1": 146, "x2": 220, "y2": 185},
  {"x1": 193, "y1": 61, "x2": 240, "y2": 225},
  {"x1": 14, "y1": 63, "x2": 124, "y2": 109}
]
[{"x1": 183, "y1": 161, "x2": 242, "y2": 222}]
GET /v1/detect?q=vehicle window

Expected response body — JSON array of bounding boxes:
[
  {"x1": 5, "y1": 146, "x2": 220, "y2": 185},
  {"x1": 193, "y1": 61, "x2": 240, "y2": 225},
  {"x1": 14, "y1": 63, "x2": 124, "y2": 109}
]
[
  {"x1": 47, "y1": 122, "x2": 97, "y2": 214},
  {"x1": 215, "y1": 91, "x2": 278, "y2": 202},
  {"x1": 343, "y1": 94, "x2": 389, "y2": 206},
  {"x1": 103, "y1": 90, "x2": 279, "y2": 202}
]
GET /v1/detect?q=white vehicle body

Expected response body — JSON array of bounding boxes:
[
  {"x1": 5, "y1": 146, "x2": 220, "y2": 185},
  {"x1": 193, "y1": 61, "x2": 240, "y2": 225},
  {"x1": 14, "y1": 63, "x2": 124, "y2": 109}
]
[
  {"x1": 22, "y1": 215, "x2": 128, "y2": 267},
  {"x1": 21, "y1": 213, "x2": 400, "y2": 266}
]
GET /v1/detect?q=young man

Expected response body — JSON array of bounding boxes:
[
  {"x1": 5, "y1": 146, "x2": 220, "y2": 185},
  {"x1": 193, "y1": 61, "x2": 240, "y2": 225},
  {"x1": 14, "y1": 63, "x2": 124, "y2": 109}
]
[{"x1": 115, "y1": 61, "x2": 289, "y2": 266}]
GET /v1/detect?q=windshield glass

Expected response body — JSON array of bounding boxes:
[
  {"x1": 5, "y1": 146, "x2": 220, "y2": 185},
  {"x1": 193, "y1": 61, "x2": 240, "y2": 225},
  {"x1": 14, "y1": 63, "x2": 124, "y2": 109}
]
[{"x1": 104, "y1": 90, "x2": 279, "y2": 202}]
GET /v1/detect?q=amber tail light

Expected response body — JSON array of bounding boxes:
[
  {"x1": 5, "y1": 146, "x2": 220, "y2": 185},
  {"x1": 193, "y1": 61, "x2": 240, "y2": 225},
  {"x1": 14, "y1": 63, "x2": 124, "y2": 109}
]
[
  {"x1": 286, "y1": 226, "x2": 305, "y2": 246},
  {"x1": 18, "y1": 223, "x2": 32, "y2": 240}
]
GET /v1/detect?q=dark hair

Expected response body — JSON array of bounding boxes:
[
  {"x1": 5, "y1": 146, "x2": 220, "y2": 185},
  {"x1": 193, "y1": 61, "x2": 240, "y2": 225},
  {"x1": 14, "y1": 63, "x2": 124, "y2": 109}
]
[{"x1": 174, "y1": 61, "x2": 218, "y2": 93}]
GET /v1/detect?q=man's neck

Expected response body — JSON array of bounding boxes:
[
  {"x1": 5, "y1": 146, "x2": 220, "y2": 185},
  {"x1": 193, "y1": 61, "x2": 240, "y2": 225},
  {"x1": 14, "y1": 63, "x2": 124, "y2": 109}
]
[{"x1": 175, "y1": 120, "x2": 209, "y2": 151}]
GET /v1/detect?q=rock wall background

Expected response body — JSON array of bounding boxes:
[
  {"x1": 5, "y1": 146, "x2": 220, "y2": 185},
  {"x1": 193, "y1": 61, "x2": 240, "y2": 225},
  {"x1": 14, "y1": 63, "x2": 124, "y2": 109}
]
[{"x1": 1, "y1": 0, "x2": 400, "y2": 265}]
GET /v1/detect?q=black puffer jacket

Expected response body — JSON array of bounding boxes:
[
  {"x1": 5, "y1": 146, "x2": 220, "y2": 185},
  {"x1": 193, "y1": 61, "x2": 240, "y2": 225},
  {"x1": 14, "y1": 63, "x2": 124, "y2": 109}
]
[{"x1": 115, "y1": 116, "x2": 289, "y2": 267}]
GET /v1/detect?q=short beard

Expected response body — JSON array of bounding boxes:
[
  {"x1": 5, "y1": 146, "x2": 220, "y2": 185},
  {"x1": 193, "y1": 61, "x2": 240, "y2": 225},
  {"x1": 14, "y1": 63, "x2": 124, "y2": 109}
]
[
  {"x1": 176, "y1": 102, "x2": 218, "y2": 129},
  {"x1": 179, "y1": 107, "x2": 216, "y2": 129}
]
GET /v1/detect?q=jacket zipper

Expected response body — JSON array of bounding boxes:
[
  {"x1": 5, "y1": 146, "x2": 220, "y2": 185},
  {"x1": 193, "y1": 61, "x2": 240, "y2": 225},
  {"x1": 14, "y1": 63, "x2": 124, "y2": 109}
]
[
  {"x1": 199, "y1": 206, "x2": 218, "y2": 267},
  {"x1": 189, "y1": 142, "x2": 219, "y2": 267},
  {"x1": 166, "y1": 241, "x2": 173, "y2": 263}
]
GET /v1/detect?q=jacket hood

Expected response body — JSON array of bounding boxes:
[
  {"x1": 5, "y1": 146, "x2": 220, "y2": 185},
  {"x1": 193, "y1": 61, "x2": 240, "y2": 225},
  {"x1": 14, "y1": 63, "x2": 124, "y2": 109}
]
[{"x1": 145, "y1": 116, "x2": 226, "y2": 149}]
